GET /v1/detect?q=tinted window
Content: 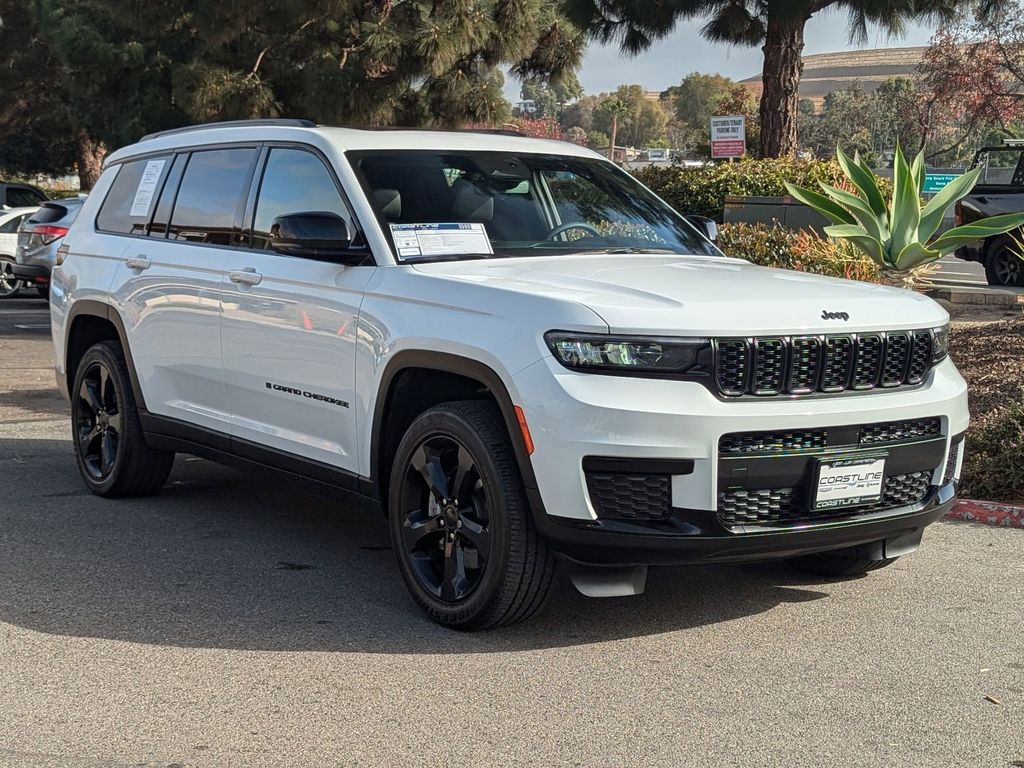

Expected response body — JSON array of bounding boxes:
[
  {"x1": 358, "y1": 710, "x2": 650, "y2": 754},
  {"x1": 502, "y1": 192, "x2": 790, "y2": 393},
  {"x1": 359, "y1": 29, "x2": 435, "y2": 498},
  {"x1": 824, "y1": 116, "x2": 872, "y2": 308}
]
[
  {"x1": 0, "y1": 214, "x2": 28, "y2": 233},
  {"x1": 96, "y1": 157, "x2": 172, "y2": 235},
  {"x1": 147, "y1": 154, "x2": 186, "y2": 239},
  {"x1": 251, "y1": 148, "x2": 352, "y2": 250},
  {"x1": 168, "y1": 148, "x2": 257, "y2": 246},
  {"x1": 5, "y1": 187, "x2": 45, "y2": 207}
]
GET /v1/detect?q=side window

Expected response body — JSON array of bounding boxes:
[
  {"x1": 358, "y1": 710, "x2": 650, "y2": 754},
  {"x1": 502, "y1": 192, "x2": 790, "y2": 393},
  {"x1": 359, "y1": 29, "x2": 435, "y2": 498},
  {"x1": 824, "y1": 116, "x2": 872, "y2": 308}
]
[
  {"x1": 168, "y1": 148, "x2": 258, "y2": 246},
  {"x1": 6, "y1": 187, "x2": 45, "y2": 207},
  {"x1": 147, "y1": 154, "x2": 186, "y2": 238},
  {"x1": 96, "y1": 156, "x2": 172, "y2": 235},
  {"x1": 0, "y1": 214, "x2": 26, "y2": 234},
  {"x1": 251, "y1": 148, "x2": 354, "y2": 251}
]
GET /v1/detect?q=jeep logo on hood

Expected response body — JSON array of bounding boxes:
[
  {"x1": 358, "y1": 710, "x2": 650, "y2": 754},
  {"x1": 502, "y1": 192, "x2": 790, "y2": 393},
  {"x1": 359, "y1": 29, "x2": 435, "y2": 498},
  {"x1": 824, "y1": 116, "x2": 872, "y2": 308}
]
[{"x1": 821, "y1": 310, "x2": 850, "y2": 321}]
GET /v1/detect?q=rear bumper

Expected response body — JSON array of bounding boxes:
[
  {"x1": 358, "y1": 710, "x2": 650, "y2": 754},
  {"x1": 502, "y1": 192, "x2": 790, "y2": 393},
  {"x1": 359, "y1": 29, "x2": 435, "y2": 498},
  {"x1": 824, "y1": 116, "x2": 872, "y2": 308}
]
[
  {"x1": 955, "y1": 245, "x2": 982, "y2": 263},
  {"x1": 10, "y1": 263, "x2": 50, "y2": 282},
  {"x1": 533, "y1": 481, "x2": 957, "y2": 566}
]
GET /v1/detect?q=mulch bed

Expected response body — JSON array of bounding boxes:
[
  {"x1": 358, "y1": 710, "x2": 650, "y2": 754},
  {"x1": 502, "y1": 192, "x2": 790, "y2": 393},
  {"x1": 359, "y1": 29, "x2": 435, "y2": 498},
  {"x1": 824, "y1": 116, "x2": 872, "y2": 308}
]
[{"x1": 949, "y1": 318, "x2": 1024, "y2": 423}]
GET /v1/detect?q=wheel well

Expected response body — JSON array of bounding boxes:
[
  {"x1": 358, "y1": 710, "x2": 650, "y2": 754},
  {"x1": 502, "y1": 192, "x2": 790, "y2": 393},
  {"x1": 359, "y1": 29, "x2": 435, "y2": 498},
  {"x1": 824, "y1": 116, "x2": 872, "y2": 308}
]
[
  {"x1": 376, "y1": 367, "x2": 498, "y2": 502},
  {"x1": 66, "y1": 314, "x2": 120, "y2": 392}
]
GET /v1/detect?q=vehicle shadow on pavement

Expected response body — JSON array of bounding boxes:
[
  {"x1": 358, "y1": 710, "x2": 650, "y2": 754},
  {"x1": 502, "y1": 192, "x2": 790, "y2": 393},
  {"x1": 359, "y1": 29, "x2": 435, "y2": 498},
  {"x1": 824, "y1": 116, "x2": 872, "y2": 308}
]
[{"x1": 0, "y1": 437, "x2": 831, "y2": 653}]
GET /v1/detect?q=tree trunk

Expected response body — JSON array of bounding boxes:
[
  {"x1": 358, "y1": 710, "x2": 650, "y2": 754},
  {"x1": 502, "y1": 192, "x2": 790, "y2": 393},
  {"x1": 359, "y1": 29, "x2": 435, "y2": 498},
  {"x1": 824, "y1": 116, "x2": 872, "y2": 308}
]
[
  {"x1": 759, "y1": 11, "x2": 807, "y2": 158},
  {"x1": 76, "y1": 130, "x2": 106, "y2": 191},
  {"x1": 608, "y1": 115, "x2": 618, "y2": 161}
]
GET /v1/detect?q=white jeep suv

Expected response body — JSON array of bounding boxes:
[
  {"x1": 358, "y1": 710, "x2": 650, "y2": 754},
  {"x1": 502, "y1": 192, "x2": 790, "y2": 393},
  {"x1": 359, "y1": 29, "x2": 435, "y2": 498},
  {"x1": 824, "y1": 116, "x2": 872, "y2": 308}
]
[{"x1": 51, "y1": 120, "x2": 969, "y2": 629}]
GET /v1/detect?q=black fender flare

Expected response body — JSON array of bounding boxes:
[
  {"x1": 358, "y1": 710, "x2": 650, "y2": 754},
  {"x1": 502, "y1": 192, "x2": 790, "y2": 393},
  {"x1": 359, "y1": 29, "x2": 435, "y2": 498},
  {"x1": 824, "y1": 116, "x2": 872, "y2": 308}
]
[
  {"x1": 64, "y1": 300, "x2": 148, "y2": 411},
  {"x1": 369, "y1": 349, "x2": 542, "y2": 505}
]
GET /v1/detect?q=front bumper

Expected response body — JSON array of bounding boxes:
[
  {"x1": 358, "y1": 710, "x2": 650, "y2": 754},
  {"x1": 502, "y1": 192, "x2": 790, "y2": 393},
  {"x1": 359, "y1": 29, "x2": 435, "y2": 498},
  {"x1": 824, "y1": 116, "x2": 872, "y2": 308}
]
[{"x1": 513, "y1": 355, "x2": 969, "y2": 565}]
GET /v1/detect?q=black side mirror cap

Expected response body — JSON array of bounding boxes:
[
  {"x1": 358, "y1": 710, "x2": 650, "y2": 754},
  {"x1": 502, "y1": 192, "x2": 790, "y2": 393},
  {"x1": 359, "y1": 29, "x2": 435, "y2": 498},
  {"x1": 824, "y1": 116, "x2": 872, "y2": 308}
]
[
  {"x1": 269, "y1": 212, "x2": 365, "y2": 264},
  {"x1": 685, "y1": 214, "x2": 718, "y2": 242}
]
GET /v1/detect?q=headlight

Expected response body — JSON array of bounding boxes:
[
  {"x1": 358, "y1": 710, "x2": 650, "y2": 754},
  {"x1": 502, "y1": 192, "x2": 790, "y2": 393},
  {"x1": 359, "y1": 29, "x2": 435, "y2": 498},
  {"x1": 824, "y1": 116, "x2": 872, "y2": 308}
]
[
  {"x1": 544, "y1": 331, "x2": 711, "y2": 376},
  {"x1": 932, "y1": 324, "x2": 949, "y2": 362}
]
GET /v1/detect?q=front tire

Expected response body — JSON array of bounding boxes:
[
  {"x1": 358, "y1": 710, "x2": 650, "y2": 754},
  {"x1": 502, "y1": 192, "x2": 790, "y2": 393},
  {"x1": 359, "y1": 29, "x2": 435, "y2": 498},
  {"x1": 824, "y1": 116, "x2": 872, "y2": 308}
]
[
  {"x1": 984, "y1": 235, "x2": 1024, "y2": 286},
  {"x1": 71, "y1": 341, "x2": 175, "y2": 497},
  {"x1": 786, "y1": 551, "x2": 897, "y2": 579},
  {"x1": 388, "y1": 401, "x2": 554, "y2": 630}
]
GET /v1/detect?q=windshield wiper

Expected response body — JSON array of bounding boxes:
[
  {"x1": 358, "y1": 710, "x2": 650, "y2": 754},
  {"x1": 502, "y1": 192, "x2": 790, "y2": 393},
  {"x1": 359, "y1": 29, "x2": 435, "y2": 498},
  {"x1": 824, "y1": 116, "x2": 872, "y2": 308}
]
[{"x1": 585, "y1": 246, "x2": 680, "y2": 254}]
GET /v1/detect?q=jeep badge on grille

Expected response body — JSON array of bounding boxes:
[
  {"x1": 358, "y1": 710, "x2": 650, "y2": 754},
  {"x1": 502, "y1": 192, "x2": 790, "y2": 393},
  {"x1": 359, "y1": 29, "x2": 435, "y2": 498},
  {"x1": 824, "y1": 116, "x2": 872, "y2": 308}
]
[{"x1": 821, "y1": 310, "x2": 850, "y2": 321}]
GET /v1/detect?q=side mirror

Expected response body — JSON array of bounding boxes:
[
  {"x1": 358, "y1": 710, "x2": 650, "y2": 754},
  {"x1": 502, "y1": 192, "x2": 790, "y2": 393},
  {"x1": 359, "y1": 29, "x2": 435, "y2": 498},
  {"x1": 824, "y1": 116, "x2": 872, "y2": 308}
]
[
  {"x1": 269, "y1": 212, "x2": 363, "y2": 264},
  {"x1": 685, "y1": 214, "x2": 718, "y2": 242}
]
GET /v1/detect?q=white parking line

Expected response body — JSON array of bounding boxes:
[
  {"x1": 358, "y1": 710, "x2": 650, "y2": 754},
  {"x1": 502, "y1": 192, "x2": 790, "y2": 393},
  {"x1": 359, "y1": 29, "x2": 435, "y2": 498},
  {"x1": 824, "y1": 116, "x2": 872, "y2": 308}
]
[{"x1": 13, "y1": 324, "x2": 51, "y2": 329}]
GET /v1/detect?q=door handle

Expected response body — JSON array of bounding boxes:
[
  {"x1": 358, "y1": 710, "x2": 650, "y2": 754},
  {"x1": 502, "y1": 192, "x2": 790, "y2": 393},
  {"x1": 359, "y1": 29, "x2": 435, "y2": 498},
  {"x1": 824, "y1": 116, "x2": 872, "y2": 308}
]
[
  {"x1": 228, "y1": 267, "x2": 263, "y2": 286},
  {"x1": 125, "y1": 256, "x2": 151, "y2": 271}
]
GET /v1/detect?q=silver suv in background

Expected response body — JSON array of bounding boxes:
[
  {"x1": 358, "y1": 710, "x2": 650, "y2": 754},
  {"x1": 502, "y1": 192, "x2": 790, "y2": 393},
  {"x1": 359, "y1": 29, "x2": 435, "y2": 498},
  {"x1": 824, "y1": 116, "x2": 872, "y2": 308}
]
[{"x1": 14, "y1": 198, "x2": 84, "y2": 299}]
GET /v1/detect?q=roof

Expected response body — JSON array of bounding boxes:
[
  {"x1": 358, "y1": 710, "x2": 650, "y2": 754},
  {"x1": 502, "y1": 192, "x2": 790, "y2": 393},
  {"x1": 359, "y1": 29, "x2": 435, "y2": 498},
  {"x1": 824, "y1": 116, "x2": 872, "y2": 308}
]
[{"x1": 106, "y1": 122, "x2": 600, "y2": 166}]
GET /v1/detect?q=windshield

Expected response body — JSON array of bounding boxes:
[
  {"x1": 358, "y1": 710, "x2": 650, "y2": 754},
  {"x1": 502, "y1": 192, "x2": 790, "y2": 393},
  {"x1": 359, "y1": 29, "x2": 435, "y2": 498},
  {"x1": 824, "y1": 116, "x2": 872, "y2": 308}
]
[{"x1": 348, "y1": 150, "x2": 719, "y2": 261}]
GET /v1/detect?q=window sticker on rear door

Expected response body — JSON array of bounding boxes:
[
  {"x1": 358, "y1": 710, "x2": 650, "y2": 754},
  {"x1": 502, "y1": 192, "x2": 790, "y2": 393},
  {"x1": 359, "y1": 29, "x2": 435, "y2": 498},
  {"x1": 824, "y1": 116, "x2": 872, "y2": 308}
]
[
  {"x1": 129, "y1": 159, "x2": 167, "y2": 218},
  {"x1": 389, "y1": 223, "x2": 493, "y2": 259}
]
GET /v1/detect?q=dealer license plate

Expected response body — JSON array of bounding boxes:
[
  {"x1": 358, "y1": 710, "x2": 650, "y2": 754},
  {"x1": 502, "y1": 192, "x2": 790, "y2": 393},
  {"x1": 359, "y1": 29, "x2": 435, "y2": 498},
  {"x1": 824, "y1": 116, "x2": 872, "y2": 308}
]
[{"x1": 813, "y1": 456, "x2": 886, "y2": 510}]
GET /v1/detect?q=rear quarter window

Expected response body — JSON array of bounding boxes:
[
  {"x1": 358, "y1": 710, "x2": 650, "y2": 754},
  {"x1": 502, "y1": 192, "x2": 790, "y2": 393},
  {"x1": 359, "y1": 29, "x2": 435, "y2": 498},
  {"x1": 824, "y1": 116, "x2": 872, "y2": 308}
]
[{"x1": 96, "y1": 156, "x2": 172, "y2": 235}]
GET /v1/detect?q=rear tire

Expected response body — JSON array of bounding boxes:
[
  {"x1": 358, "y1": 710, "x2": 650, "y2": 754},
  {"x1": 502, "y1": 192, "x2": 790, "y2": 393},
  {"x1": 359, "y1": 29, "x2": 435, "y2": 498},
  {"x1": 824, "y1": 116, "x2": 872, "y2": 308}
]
[
  {"x1": 0, "y1": 258, "x2": 21, "y2": 298},
  {"x1": 388, "y1": 400, "x2": 554, "y2": 630},
  {"x1": 71, "y1": 341, "x2": 174, "y2": 498},
  {"x1": 984, "y1": 235, "x2": 1024, "y2": 286},
  {"x1": 786, "y1": 552, "x2": 897, "y2": 579}
]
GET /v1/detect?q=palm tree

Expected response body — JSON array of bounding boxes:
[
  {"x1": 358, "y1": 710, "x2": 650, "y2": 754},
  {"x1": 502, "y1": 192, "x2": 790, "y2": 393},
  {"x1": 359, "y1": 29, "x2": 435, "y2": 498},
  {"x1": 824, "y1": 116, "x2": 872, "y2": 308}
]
[
  {"x1": 602, "y1": 97, "x2": 629, "y2": 160},
  {"x1": 564, "y1": 1, "x2": 1007, "y2": 158}
]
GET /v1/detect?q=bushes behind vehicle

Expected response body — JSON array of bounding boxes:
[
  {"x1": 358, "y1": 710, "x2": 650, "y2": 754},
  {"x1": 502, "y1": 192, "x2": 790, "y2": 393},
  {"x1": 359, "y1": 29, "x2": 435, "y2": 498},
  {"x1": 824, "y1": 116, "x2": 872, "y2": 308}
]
[
  {"x1": 717, "y1": 222, "x2": 884, "y2": 283},
  {"x1": 959, "y1": 400, "x2": 1024, "y2": 503},
  {"x1": 634, "y1": 158, "x2": 848, "y2": 222}
]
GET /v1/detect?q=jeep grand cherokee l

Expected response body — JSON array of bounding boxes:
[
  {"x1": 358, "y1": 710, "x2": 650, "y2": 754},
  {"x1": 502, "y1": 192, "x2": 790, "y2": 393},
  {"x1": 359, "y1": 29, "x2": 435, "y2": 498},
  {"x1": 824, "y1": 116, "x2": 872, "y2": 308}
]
[{"x1": 49, "y1": 119, "x2": 968, "y2": 629}]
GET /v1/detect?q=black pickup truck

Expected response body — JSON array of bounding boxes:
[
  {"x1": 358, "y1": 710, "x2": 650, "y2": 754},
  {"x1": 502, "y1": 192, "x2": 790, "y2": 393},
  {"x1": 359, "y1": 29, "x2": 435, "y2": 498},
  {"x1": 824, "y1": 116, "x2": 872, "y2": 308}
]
[{"x1": 955, "y1": 142, "x2": 1024, "y2": 286}]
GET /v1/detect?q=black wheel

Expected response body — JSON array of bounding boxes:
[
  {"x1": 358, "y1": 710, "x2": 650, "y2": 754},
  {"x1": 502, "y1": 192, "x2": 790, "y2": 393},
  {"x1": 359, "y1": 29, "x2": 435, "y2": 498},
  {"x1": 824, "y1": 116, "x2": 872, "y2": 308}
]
[
  {"x1": 0, "y1": 258, "x2": 21, "y2": 298},
  {"x1": 36, "y1": 283, "x2": 50, "y2": 300},
  {"x1": 71, "y1": 341, "x2": 174, "y2": 497},
  {"x1": 388, "y1": 401, "x2": 554, "y2": 630},
  {"x1": 984, "y1": 236, "x2": 1024, "y2": 286},
  {"x1": 786, "y1": 551, "x2": 897, "y2": 579}
]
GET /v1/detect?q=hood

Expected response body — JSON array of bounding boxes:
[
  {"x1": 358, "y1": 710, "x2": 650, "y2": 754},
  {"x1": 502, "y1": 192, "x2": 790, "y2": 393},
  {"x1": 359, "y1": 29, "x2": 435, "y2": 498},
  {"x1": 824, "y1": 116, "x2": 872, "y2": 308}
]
[{"x1": 412, "y1": 253, "x2": 947, "y2": 336}]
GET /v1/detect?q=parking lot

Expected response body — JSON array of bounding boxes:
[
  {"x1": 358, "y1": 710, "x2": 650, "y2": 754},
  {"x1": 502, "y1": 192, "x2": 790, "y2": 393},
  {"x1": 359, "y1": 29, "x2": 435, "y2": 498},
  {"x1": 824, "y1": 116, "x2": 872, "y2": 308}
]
[{"x1": 0, "y1": 297, "x2": 1021, "y2": 768}]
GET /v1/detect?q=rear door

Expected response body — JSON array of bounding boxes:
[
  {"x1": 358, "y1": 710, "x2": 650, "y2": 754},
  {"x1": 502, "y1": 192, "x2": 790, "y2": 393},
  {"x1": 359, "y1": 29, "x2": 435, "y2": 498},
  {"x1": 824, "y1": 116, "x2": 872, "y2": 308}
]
[
  {"x1": 221, "y1": 145, "x2": 375, "y2": 472},
  {"x1": 109, "y1": 146, "x2": 260, "y2": 433}
]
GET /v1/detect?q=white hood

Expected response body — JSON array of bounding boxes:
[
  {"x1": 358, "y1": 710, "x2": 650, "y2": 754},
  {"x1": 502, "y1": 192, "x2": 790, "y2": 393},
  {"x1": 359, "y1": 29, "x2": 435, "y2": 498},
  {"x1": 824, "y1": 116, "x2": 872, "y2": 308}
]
[{"x1": 413, "y1": 253, "x2": 947, "y2": 336}]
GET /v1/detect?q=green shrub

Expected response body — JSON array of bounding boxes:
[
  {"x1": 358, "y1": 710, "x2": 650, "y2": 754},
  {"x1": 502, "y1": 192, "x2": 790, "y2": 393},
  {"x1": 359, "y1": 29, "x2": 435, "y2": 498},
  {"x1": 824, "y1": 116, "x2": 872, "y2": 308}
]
[
  {"x1": 716, "y1": 222, "x2": 884, "y2": 283},
  {"x1": 960, "y1": 402, "x2": 1024, "y2": 503},
  {"x1": 634, "y1": 158, "x2": 848, "y2": 222},
  {"x1": 38, "y1": 187, "x2": 81, "y2": 200}
]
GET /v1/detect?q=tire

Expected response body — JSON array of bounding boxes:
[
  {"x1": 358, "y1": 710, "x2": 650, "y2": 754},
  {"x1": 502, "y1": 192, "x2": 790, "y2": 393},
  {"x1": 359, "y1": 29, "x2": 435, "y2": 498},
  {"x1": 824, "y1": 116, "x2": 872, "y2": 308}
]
[
  {"x1": 984, "y1": 235, "x2": 1024, "y2": 287},
  {"x1": 36, "y1": 283, "x2": 50, "y2": 300},
  {"x1": 0, "y1": 258, "x2": 21, "y2": 298},
  {"x1": 71, "y1": 341, "x2": 175, "y2": 498},
  {"x1": 786, "y1": 551, "x2": 897, "y2": 579},
  {"x1": 388, "y1": 400, "x2": 555, "y2": 630}
]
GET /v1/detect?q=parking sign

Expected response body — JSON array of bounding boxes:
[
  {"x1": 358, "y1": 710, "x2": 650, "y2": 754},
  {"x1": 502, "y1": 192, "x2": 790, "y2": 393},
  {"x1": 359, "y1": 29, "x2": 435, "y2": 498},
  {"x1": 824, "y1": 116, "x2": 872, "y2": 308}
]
[{"x1": 710, "y1": 115, "x2": 746, "y2": 159}]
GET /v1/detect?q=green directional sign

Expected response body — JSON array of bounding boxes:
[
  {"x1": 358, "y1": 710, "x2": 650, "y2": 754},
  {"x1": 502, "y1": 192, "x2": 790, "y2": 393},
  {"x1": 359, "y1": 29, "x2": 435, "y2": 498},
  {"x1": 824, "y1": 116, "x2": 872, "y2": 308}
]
[{"x1": 923, "y1": 173, "x2": 960, "y2": 194}]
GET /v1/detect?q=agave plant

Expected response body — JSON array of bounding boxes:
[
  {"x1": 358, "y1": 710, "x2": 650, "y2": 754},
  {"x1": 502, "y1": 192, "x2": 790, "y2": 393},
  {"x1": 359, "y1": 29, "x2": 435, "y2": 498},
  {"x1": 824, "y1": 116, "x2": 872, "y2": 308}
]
[{"x1": 784, "y1": 144, "x2": 1024, "y2": 273}]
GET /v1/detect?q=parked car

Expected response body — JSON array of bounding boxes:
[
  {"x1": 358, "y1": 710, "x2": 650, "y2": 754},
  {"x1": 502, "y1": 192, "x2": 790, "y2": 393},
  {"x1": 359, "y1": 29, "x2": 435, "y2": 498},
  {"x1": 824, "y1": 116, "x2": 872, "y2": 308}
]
[
  {"x1": 954, "y1": 139, "x2": 1024, "y2": 286},
  {"x1": 0, "y1": 206, "x2": 39, "y2": 297},
  {"x1": 14, "y1": 197, "x2": 84, "y2": 299},
  {"x1": 51, "y1": 120, "x2": 967, "y2": 629},
  {"x1": 0, "y1": 181, "x2": 47, "y2": 210}
]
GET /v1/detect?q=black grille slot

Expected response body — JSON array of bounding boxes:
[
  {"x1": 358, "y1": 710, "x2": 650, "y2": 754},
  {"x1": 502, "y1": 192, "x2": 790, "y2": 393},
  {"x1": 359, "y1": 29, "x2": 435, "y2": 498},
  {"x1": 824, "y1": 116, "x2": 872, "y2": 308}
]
[
  {"x1": 852, "y1": 334, "x2": 883, "y2": 389},
  {"x1": 717, "y1": 471, "x2": 932, "y2": 527},
  {"x1": 943, "y1": 437, "x2": 964, "y2": 485},
  {"x1": 907, "y1": 330, "x2": 933, "y2": 384},
  {"x1": 821, "y1": 335, "x2": 853, "y2": 391},
  {"x1": 788, "y1": 337, "x2": 821, "y2": 393},
  {"x1": 586, "y1": 473, "x2": 671, "y2": 521},
  {"x1": 859, "y1": 417, "x2": 942, "y2": 445},
  {"x1": 753, "y1": 338, "x2": 786, "y2": 395},
  {"x1": 715, "y1": 339, "x2": 749, "y2": 396},
  {"x1": 720, "y1": 430, "x2": 827, "y2": 454},
  {"x1": 882, "y1": 331, "x2": 911, "y2": 386}
]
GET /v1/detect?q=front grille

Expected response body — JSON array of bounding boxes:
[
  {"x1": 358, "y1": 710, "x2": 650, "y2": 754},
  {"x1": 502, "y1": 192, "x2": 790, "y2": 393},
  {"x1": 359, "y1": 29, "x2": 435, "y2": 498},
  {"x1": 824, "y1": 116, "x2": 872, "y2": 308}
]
[
  {"x1": 720, "y1": 417, "x2": 942, "y2": 455},
  {"x1": 717, "y1": 471, "x2": 932, "y2": 527},
  {"x1": 586, "y1": 472, "x2": 671, "y2": 521},
  {"x1": 713, "y1": 330, "x2": 936, "y2": 397}
]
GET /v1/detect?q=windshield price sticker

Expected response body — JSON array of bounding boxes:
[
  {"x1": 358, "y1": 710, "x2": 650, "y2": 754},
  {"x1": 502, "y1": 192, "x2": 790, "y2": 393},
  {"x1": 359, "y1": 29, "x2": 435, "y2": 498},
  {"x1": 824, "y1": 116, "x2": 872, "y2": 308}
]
[
  {"x1": 390, "y1": 222, "x2": 493, "y2": 259},
  {"x1": 814, "y1": 456, "x2": 886, "y2": 510},
  {"x1": 129, "y1": 159, "x2": 167, "y2": 218}
]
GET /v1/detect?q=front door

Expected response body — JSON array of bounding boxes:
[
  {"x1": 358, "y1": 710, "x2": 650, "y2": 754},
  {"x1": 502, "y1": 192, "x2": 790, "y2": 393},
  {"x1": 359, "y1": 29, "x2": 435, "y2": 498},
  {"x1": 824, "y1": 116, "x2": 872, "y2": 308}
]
[{"x1": 221, "y1": 146, "x2": 375, "y2": 473}]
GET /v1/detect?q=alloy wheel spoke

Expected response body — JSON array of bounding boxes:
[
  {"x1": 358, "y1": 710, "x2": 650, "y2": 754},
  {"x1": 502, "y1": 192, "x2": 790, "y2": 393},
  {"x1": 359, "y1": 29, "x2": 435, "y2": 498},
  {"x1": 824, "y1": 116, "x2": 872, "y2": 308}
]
[
  {"x1": 79, "y1": 423, "x2": 101, "y2": 451},
  {"x1": 457, "y1": 514, "x2": 490, "y2": 562},
  {"x1": 100, "y1": 431, "x2": 117, "y2": 473},
  {"x1": 440, "y1": 538, "x2": 467, "y2": 602},
  {"x1": 401, "y1": 513, "x2": 442, "y2": 550},
  {"x1": 411, "y1": 445, "x2": 450, "y2": 502},
  {"x1": 451, "y1": 445, "x2": 474, "y2": 503},
  {"x1": 80, "y1": 378, "x2": 102, "y2": 414},
  {"x1": 98, "y1": 366, "x2": 113, "y2": 409},
  {"x1": 106, "y1": 411, "x2": 123, "y2": 435}
]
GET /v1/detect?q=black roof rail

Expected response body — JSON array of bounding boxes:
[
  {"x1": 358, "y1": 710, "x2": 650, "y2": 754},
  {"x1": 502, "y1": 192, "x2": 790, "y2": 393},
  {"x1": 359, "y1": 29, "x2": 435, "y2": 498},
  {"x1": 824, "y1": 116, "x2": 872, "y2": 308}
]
[
  {"x1": 349, "y1": 126, "x2": 525, "y2": 137},
  {"x1": 140, "y1": 119, "x2": 316, "y2": 142}
]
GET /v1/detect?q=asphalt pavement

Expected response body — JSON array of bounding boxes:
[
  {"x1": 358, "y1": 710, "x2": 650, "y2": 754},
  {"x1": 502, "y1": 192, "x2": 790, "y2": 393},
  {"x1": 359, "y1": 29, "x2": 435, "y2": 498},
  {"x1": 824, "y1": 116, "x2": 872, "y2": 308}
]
[{"x1": 0, "y1": 297, "x2": 1022, "y2": 768}]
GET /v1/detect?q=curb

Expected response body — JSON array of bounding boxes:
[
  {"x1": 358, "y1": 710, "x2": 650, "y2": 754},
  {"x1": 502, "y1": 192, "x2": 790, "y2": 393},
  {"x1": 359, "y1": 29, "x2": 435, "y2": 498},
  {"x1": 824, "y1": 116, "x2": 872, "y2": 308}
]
[{"x1": 944, "y1": 499, "x2": 1024, "y2": 528}]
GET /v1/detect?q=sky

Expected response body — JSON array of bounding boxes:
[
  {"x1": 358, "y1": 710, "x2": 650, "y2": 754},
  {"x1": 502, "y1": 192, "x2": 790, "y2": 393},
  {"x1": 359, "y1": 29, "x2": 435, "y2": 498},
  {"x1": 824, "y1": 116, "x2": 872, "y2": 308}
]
[{"x1": 505, "y1": 9, "x2": 938, "y2": 101}]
